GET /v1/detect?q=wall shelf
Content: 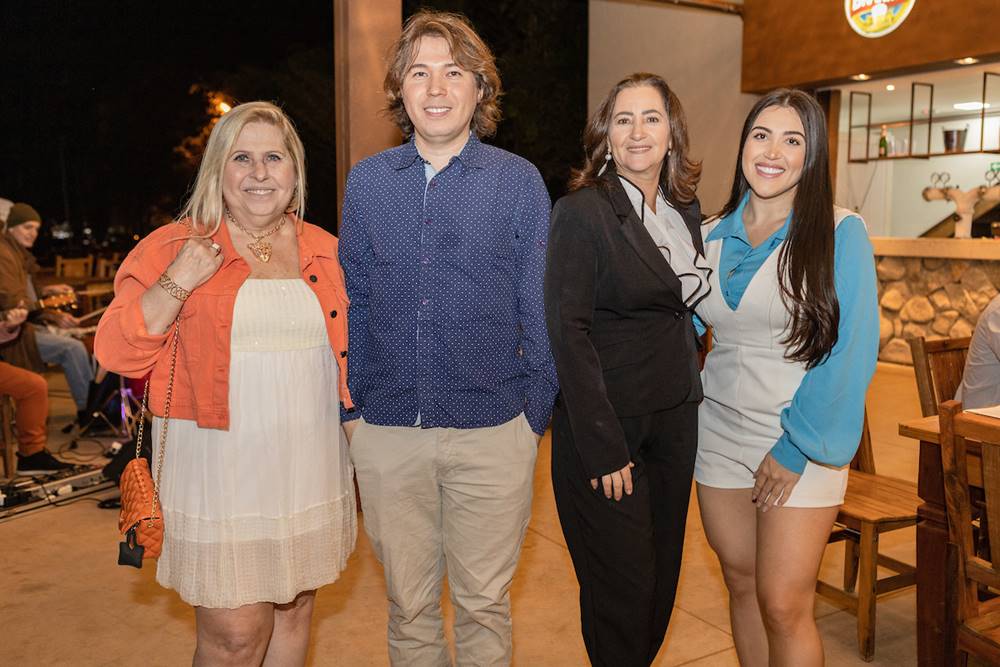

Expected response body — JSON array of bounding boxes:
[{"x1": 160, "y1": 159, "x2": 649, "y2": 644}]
[
  {"x1": 848, "y1": 148, "x2": 1000, "y2": 164},
  {"x1": 848, "y1": 73, "x2": 1000, "y2": 164}
]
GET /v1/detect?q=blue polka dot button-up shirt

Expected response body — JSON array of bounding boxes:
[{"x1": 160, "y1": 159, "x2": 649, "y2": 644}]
[{"x1": 339, "y1": 135, "x2": 559, "y2": 435}]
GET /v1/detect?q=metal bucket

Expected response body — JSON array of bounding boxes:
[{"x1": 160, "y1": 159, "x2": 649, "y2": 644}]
[{"x1": 943, "y1": 127, "x2": 968, "y2": 153}]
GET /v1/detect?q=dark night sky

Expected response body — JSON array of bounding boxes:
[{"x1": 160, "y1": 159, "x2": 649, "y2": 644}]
[
  {"x1": 2, "y1": 0, "x2": 335, "y2": 254},
  {"x1": 2, "y1": 1, "x2": 587, "y2": 258}
]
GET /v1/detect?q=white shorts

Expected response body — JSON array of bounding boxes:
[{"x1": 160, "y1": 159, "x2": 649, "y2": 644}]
[{"x1": 694, "y1": 444, "x2": 848, "y2": 508}]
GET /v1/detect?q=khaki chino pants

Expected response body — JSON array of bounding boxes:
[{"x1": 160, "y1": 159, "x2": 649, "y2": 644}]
[{"x1": 351, "y1": 414, "x2": 538, "y2": 667}]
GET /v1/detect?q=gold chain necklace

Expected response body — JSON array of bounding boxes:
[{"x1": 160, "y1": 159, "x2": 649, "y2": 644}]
[{"x1": 225, "y1": 209, "x2": 285, "y2": 263}]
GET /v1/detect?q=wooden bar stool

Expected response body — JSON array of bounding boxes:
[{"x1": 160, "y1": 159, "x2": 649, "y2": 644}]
[
  {"x1": 939, "y1": 400, "x2": 1000, "y2": 664},
  {"x1": 816, "y1": 410, "x2": 922, "y2": 661}
]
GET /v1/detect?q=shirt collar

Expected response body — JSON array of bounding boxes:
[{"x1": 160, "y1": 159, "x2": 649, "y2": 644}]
[
  {"x1": 705, "y1": 191, "x2": 792, "y2": 245},
  {"x1": 618, "y1": 176, "x2": 669, "y2": 223},
  {"x1": 392, "y1": 132, "x2": 487, "y2": 170}
]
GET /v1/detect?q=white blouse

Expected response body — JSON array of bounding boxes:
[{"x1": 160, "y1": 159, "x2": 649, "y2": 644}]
[{"x1": 619, "y1": 177, "x2": 711, "y2": 307}]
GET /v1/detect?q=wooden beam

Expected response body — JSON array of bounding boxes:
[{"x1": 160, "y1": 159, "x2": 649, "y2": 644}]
[
  {"x1": 742, "y1": 0, "x2": 1000, "y2": 93},
  {"x1": 817, "y1": 89, "x2": 841, "y2": 190},
  {"x1": 646, "y1": 0, "x2": 742, "y2": 15},
  {"x1": 334, "y1": 0, "x2": 403, "y2": 227}
]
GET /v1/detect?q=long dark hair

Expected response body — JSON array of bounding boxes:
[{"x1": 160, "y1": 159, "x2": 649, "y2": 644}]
[
  {"x1": 719, "y1": 89, "x2": 838, "y2": 369},
  {"x1": 568, "y1": 72, "x2": 700, "y2": 204}
]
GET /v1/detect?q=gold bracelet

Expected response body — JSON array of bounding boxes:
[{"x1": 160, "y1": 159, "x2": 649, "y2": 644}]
[{"x1": 158, "y1": 273, "x2": 191, "y2": 302}]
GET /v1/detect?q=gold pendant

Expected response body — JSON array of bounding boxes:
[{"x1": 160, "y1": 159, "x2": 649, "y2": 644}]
[{"x1": 247, "y1": 240, "x2": 272, "y2": 263}]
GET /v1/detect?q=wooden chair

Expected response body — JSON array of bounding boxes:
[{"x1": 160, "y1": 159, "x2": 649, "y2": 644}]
[
  {"x1": 94, "y1": 257, "x2": 119, "y2": 279},
  {"x1": 0, "y1": 395, "x2": 17, "y2": 479},
  {"x1": 939, "y1": 400, "x2": 1000, "y2": 664},
  {"x1": 54, "y1": 255, "x2": 93, "y2": 279},
  {"x1": 815, "y1": 409, "x2": 922, "y2": 661},
  {"x1": 909, "y1": 336, "x2": 973, "y2": 417}
]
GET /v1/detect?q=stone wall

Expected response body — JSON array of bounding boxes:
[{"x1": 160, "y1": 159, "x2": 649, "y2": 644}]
[{"x1": 876, "y1": 256, "x2": 1000, "y2": 364}]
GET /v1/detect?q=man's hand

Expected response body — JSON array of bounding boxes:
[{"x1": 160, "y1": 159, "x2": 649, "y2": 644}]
[
  {"x1": 47, "y1": 311, "x2": 80, "y2": 329},
  {"x1": 0, "y1": 307, "x2": 27, "y2": 343},
  {"x1": 342, "y1": 419, "x2": 360, "y2": 444},
  {"x1": 4, "y1": 307, "x2": 28, "y2": 329}
]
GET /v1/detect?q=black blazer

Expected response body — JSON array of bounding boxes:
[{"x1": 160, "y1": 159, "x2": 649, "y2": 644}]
[{"x1": 544, "y1": 171, "x2": 706, "y2": 478}]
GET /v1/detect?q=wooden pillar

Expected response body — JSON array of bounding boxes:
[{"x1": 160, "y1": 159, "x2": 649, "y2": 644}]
[
  {"x1": 817, "y1": 89, "x2": 841, "y2": 189},
  {"x1": 334, "y1": 0, "x2": 403, "y2": 227}
]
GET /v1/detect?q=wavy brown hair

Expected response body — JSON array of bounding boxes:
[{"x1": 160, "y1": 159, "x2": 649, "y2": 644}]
[
  {"x1": 718, "y1": 89, "x2": 838, "y2": 369},
  {"x1": 568, "y1": 72, "x2": 700, "y2": 204},
  {"x1": 383, "y1": 10, "x2": 502, "y2": 139}
]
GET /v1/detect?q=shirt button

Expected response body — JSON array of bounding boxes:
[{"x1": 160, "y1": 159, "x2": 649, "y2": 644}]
[
  {"x1": 309, "y1": 275, "x2": 318, "y2": 283},
  {"x1": 425, "y1": 219, "x2": 432, "y2": 225},
  {"x1": 421, "y1": 299, "x2": 429, "y2": 305},
  {"x1": 330, "y1": 310, "x2": 337, "y2": 318}
]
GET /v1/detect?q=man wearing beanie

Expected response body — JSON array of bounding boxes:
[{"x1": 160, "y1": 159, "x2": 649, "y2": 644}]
[{"x1": 1, "y1": 203, "x2": 96, "y2": 428}]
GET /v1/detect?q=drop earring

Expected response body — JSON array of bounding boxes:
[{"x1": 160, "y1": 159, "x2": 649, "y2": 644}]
[{"x1": 598, "y1": 147, "x2": 612, "y2": 176}]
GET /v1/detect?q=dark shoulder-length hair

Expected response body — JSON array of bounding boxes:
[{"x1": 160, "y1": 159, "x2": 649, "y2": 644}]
[
  {"x1": 718, "y1": 88, "x2": 838, "y2": 369},
  {"x1": 568, "y1": 72, "x2": 700, "y2": 205}
]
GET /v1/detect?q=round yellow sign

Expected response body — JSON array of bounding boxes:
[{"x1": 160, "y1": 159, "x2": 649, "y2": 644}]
[{"x1": 845, "y1": 0, "x2": 917, "y2": 38}]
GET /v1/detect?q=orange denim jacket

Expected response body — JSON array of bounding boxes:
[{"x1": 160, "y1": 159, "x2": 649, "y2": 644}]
[{"x1": 95, "y1": 218, "x2": 353, "y2": 430}]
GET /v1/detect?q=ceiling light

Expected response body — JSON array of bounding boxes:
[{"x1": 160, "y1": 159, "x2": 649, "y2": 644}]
[
  {"x1": 851, "y1": 73, "x2": 871, "y2": 81},
  {"x1": 955, "y1": 57, "x2": 980, "y2": 65},
  {"x1": 885, "y1": 84, "x2": 896, "y2": 91},
  {"x1": 954, "y1": 102, "x2": 991, "y2": 111}
]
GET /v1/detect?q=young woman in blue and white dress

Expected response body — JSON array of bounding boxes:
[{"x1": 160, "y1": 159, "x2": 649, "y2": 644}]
[{"x1": 694, "y1": 89, "x2": 879, "y2": 666}]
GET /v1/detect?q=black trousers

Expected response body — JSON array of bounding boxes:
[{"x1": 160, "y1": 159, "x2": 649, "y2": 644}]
[{"x1": 550, "y1": 400, "x2": 698, "y2": 667}]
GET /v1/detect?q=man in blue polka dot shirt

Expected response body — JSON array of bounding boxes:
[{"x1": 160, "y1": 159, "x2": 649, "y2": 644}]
[{"x1": 338, "y1": 10, "x2": 558, "y2": 666}]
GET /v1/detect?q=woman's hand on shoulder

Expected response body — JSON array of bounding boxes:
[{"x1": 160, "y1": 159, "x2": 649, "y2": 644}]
[
  {"x1": 591, "y1": 461, "x2": 635, "y2": 501},
  {"x1": 167, "y1": 238, "x2": 225, "y2": 291},
  {"x1": 752, "y1": 453, "x2": 801, "y2": 512}
]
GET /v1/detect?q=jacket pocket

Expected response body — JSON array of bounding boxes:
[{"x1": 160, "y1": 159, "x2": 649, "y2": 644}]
[{"x1": 595, "y1": 338, "x2": 642, "y2": 371}]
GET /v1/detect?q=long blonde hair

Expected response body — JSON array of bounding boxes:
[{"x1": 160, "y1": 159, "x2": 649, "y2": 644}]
[{"x1": 177, "y1": 101, "x2": 307, "y2": 235}]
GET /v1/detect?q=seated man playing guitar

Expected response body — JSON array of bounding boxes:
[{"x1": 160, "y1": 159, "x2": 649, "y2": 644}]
[{"x1": 1, "y1": 203, "x2": 95, "y2": 429}]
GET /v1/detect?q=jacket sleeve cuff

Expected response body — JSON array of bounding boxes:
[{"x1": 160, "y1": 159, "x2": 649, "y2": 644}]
[
  {"x1": 120, "y1": 296, "x2": 169, "y2": 349},
  {"x1": 340, "y1": 406, "x2": 361, "y2": 423},
  {"x1": 769, "y1": 436, "x2": 808, "y2": 475}
]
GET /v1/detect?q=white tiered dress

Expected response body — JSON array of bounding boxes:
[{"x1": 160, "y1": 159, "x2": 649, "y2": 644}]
[{"x1": 154, "y1": 279, "x2": 357, "y2": 609}]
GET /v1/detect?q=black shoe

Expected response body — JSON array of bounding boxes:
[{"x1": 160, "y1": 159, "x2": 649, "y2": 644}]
[{"x1": 16, "y1": 450, "x2": 75, "y2": 475}]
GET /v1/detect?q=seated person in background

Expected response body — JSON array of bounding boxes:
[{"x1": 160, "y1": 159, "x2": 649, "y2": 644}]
[
  {"x1": 0, "y1": 306, "x2": 71, "y2": 474},
  {"x1": 1, "y1": 203, "x2": 95, "y2": 427},
  {"x1": 957, "y1": 293, "x2": 1000, "y2": 409}
]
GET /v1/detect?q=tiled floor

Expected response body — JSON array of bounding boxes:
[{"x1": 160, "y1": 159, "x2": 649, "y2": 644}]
[{"x1": 2, "y1": 364, "x2": 927, "y2": 665}]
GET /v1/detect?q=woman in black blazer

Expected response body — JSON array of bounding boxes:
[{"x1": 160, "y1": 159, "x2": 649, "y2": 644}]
[{"x1": 544, "y1": 72, "x2": 710, "y2": 667}]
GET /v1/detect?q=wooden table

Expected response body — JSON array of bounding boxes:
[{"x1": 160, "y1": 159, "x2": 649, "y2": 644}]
[{"x1": 899, "y1": 414, "x2": 986, "y2": 666}]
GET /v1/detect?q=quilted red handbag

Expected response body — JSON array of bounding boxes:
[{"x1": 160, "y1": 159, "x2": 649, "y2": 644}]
[{"x1": 117, "y1": 319, "x2": 179, "y2": 568}]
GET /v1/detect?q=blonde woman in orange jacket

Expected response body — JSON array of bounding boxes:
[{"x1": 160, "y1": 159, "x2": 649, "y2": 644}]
[{"x1": 96, "y1": 102, "x2": 355, "y2": 667}]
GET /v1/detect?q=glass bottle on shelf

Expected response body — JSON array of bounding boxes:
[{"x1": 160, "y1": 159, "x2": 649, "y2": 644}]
[{"x1": 878, "y1": 125, "x2": 889, "y2": 157}]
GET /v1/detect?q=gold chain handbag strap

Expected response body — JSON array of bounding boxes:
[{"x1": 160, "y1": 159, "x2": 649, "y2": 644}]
[{"x1": 132, "y1": 318, "x2": 180, "y2": 527}]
